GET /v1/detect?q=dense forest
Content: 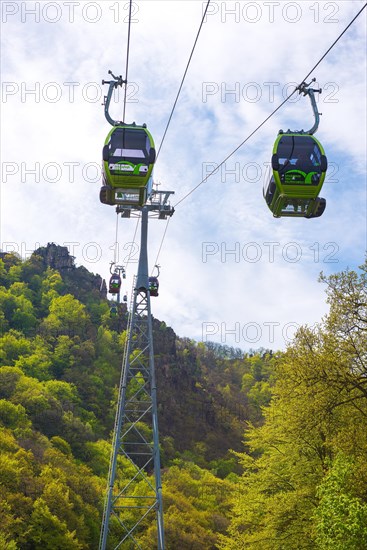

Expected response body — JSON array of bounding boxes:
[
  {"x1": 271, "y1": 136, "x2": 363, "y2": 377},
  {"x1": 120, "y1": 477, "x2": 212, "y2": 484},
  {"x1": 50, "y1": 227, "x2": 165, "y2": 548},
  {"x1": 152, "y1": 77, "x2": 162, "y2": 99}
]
[{"x1": 0, "y1": 244, "x2": 366, "y2": 549}]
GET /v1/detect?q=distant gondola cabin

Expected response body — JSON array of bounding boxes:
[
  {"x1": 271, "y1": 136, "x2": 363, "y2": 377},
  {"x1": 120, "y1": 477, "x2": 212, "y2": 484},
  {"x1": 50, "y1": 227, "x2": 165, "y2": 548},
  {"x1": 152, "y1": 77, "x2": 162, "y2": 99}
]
[
  {"x1": 264, "y1": 133, "x2": 327, "y2": 218},
  {"x1": 100, "y1": 124, "x2": 156, "y2": 207},
  {"x1": 109, "y1": 273, "x2": 122, "y2": 294},
  {"x1": 149, "y1": 277, "x2": 159, "y2": 297},
  {"x1": 110, "y1": 305, "x2": 118, "y2": 317}
]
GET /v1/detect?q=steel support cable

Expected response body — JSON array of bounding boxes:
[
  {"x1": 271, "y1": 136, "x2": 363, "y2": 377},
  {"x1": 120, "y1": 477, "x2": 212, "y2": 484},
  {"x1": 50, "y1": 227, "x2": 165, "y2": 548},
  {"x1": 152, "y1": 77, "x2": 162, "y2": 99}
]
[
  {"x1": 123, "y1": 0, "x2": 133, "y2": 122},
  {"x1": 174, "y1": 2, "x2": 367, "y2": 208},
  {"x1": 151, "y1": 1, "x2": 211, "y2": 269},
  {"x1": 125, "y1": 216, "x2": 140, "y2": 269},
  {"x1": 152, "y1": 91, "x2": 298, "y2": 266},
  {"x1": 156, "y1": 0, "x2": 211, "y2": 161},
  {"x1": 174, "y1": 91, "x2": 298, "y2": 208},
  {"x1": 112, "y1": 210, "x2": 139, "y2": 269},
  {"x1": 151, "y1": 217, "x2": 171, "y2": 275},
  {"x1": 113, "y1": 0, "x2": 208, "y2": 271},
  {"x1": 302, "y1": 1, "x2": 367, "y2": 84},
  {"x1": 114, "y1": 212, "x2": 119, "y2": 264}
]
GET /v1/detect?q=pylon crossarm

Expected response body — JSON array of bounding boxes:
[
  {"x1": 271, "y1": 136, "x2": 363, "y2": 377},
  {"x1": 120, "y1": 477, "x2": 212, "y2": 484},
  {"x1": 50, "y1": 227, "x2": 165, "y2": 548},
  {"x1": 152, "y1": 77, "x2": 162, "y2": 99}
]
[
  {"x1": 116, "y1": 495, "x2": 157, "y2": 501},
  {"x1": 124, "y1": 403, "x2": 151, "y2": 415}
]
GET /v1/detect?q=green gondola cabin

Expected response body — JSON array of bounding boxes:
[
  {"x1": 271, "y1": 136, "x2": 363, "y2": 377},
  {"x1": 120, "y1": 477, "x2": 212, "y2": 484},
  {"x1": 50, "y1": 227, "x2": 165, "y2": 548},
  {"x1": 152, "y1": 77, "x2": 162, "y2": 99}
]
[
  {"x1": 149, "y1": 277, "x2": 159, "y2": 297},
  {"x1": 264, "y1": 132, "x2": 327, "y2": 219},
  {"x1": 100, "y1": 123, "x2": 156, "y2": 207}
]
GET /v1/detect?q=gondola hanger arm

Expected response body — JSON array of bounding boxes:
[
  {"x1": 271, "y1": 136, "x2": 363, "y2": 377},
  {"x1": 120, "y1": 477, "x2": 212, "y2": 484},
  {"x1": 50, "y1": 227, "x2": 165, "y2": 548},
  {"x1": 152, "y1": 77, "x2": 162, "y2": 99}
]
[
  {"x1": 296, "y1": 78, "x2": 322, "y2": 135},
  {"x1": 102, "y1": 70, "x2": 126, "y2": 126}
]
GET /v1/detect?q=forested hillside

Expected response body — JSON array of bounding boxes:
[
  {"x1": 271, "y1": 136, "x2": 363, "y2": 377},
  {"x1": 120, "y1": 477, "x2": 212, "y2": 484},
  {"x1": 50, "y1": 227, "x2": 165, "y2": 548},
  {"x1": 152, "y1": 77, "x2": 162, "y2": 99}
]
[{"x1": 0, "y1": 244, "x2": 366, "y2": 549}]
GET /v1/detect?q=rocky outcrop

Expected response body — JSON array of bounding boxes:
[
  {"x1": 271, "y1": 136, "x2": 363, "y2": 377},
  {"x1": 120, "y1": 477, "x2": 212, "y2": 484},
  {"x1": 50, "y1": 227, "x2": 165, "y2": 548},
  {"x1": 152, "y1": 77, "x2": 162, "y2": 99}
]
[
  {"x1": 33, "y1": 243, "x2": 107, "y2": 300},
  {"x1": 34, "y1": 243, "x2": 75, "y2": 271}
]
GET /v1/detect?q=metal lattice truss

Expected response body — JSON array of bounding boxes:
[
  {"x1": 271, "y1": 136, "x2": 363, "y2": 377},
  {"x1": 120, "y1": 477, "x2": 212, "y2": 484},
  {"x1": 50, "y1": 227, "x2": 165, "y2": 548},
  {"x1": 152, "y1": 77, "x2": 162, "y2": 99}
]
[
  {"x1": 100, "y1": 286, "x2": 163, "y2": 549},
  {"x1": 100, "y1": 200, "x2": 171, "y2": 550}
]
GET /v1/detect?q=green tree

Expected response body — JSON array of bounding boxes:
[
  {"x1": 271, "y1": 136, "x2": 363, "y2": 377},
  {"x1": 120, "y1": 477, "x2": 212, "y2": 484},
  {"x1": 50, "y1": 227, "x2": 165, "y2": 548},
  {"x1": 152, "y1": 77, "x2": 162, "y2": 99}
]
[
  {"x1": 0, "y1": 366, "x2": 23, "y2": 399},
  {"x1": 0, "y1": 400, "x2": 32, "y2": 437},
  {"x1": 221, "y1": 260, "x2": 367, "y2": 549},
  {"x1": 28, "y1": 498, "x2": 84, "y2": 549},
  {"x1": 40, "y1": 268, "x2": 64, "y2": 313},
  {"x1": 0, "y1": 532, "x2": 18, "y2": 550},
  {"x1": 14, "y1": 336, "x2": 52, "y2": 380},
  {"x1": 315, "y1": 454, "x2": 367, "y2": 549},
  {"x1": 0, "y1": 259, "x2": 8, "y2": 286},
  {"x1": 0, "y1": 330, "x2": 32, "y2": 366},
  {"x1": 41, "y1": 295, "x2": 90, "y2": 338},
  {"x1": 138, "y1": 461, "x2": 233, "y2": 549}
]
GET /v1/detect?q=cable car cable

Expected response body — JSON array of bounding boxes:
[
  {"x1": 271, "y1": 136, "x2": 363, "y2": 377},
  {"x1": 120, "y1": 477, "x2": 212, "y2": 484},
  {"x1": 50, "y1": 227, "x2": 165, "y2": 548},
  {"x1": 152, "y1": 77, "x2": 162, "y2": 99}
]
[
  {"x1": 302, "y1": 1, "x2": 366, "y2": 84},
  {"x1": 125, "y1": 215, "x2": 140, "y2": 269},
  {"x1": 147, "y1": 1, "x2": 211, "y2": 267},
  {"x1": 114, "y1": 212, "x2": 120, "y2": 265},
  {"x1": 151, "y1": 217, "x2": 171, "y2": 274},
  {"x1": 174, "y1": 90, "x2": 298, "y2": 208},
  {"x1": 173, "y1": 2, "x2": 367, "y2": 209},
  {"x1": 156, "y1": 0, "x2": 211, "y2": 162},
  {"x1": 123, "y1": 0, "x2": 133, "y2": 122}
]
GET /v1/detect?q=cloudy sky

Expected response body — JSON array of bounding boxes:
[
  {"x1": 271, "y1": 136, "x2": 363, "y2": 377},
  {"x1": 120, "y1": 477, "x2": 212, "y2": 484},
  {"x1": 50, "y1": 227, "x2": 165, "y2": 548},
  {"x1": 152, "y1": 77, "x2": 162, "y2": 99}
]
[{"x1": 1, "y1": 0, "x2": 366, "y2": 350}]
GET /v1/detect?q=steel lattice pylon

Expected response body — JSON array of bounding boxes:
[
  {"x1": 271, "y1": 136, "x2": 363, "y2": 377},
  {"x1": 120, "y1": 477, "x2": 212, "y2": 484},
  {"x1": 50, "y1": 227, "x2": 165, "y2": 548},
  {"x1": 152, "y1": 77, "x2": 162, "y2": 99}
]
[{"x1": 100, "y1": 196, "x2": 174, "y2": 550}]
